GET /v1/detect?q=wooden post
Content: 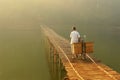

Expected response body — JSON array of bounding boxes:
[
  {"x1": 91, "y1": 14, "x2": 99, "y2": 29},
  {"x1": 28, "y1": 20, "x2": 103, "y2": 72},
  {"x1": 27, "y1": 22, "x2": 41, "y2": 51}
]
[
  {"x1": 56, "y1": 53, "x2": 59, "y2": 80},
  {"x1": 58, "y1": 56, "x2": 62, "y2": 80},
  {"x1": 54, "y1": 49, "x2": 57, "y2": 77},
  {"x1": 50, "y1": 45, "x2": 55, "y2": 79},
  {"x1": 49, "y1": 45, "x2": 52, "y2": 62}
]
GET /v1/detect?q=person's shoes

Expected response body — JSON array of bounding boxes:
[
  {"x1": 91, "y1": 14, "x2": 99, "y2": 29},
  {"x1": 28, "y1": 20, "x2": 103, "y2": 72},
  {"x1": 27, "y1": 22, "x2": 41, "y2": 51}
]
[
  {"x1": 79, "y1": 54, "x2": 81, "y2": 57},
  {"x1": 71, "y1": 56, "x2": 76, "y2": 63},
  {"x1": 71, "y1": 58, "x2": 76, "y2": 63},
  {"x1": 72, "y1": 56, "x2": 76, "y2": 59}
]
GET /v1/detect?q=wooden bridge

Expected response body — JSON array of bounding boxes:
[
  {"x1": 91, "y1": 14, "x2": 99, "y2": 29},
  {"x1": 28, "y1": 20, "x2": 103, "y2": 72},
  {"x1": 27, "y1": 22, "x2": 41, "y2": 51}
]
[{"x1": 41, "y1": 26, "x2": 120, "y2": 80}]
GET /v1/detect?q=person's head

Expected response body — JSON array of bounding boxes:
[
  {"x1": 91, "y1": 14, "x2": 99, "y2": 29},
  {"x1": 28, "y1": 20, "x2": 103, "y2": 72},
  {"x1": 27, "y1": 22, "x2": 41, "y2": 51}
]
[
  {"x1": 64, "y1": 77, "x2": 69, "y2": 80},
  {"x1": 72, "y1": 26, "x2": 76, "y2": 31}
]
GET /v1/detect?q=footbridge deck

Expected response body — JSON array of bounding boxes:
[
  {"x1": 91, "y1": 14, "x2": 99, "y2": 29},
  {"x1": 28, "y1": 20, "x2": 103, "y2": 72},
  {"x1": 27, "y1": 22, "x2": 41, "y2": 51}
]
[{"x1": 41, "y1": 26, "x2": 120, "y2": 80}]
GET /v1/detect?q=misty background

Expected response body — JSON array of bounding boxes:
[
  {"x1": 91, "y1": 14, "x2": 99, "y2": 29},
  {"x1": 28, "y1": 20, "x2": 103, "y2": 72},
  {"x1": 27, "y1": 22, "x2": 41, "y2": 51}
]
[
  {"x1": 0, "y1": 0, "x2": 120, "y2": 28},
  {"x1": 0, "y1": 0, "x2": 120, "y2": 80}
]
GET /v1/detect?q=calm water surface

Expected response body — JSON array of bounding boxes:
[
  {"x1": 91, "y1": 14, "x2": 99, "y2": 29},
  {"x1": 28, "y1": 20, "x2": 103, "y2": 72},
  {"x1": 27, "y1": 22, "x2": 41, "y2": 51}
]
[{"x1": 0, "y1": 28, "x2": 50, "y2": 80}]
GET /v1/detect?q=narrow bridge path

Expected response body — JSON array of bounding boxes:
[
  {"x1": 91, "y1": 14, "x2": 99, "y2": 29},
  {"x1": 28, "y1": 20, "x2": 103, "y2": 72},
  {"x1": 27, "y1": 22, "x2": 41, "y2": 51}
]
[{"x1": 41, "y1": 26, "x2": 120, "y2": 80}]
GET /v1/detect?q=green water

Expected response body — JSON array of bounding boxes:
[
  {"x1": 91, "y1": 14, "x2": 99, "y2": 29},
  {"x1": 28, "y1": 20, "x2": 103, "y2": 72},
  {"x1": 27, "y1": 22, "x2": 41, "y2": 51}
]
[{"x1": 0, "y1": 28, "x2": 50, "y2": 80}]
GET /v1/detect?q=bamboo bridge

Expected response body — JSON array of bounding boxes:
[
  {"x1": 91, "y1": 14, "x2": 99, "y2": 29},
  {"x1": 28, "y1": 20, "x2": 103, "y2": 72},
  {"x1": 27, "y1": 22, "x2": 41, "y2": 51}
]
[{"x1": 41, "y1": 26, "x2": 120, "y2": 80}]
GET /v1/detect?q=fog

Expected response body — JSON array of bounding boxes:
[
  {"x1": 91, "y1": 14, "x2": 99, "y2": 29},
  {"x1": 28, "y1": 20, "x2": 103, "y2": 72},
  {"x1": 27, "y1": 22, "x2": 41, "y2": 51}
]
[{"x1": 0, "y1": 0, "x2": 120, "y2": 29}]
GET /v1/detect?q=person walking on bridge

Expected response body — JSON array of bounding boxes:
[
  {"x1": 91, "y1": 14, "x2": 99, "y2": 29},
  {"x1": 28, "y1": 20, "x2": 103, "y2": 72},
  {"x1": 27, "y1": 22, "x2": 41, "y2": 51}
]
[{"x1": 70, "y1": 26, "x2": 81, "y2": 58}]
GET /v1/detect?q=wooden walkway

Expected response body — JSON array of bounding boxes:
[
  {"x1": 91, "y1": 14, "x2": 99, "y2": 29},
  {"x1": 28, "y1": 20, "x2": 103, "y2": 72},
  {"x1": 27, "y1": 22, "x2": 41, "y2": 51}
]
[{"x1": 41, "y1": 26, "x2": 120, "y2": 80}]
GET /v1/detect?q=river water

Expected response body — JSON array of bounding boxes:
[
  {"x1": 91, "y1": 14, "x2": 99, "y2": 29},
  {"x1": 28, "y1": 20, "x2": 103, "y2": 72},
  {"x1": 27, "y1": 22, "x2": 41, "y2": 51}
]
[{"x1": 0, "y1": 28, "x2": 50, "y2": 80}]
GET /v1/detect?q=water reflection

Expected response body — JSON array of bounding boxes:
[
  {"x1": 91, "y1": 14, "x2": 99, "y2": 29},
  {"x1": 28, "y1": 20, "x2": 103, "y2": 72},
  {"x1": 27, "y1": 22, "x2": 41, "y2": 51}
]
[{"x1": 0, "y1": 29, "x2": 51, "y2": 80}]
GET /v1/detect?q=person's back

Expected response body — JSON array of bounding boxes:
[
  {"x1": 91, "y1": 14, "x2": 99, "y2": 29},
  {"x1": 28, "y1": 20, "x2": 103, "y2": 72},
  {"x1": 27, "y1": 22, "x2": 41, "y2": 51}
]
[
  {"x1": 70, "y1": 30, "x2": 80, "y2": 44},
  {"x1": 70, "y1": 27, "x2": 81, "y2": 58}
]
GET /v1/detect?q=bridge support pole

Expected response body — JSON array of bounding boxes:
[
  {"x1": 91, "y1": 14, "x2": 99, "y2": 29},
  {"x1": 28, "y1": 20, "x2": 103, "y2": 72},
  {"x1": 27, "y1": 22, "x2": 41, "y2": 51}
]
[
  {"x1": 49, "y1": 44, "x2": 56, "y2": 79},
  {"x1": 54, "y1": 48, "x2": 57, "y2": 78},
  {"x1": 49, "y1": 42, "x2": 66, "y2": 80},
  {"x1": 58, "y1": 55, "x2": 62, "y2": 80}
]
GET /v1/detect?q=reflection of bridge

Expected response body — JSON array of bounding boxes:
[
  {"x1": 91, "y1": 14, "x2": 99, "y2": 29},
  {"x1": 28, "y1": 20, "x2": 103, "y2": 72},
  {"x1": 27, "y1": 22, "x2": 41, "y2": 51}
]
[{"x1": 41, "y1": 26, "x2": 120, "y2": 80}]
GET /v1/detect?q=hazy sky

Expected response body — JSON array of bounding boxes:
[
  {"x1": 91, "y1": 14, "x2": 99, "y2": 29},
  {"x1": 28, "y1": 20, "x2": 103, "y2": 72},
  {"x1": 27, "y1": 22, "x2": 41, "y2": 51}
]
[{"x1": 0, "y1": 0, "x2": 120, "y2": 29}]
